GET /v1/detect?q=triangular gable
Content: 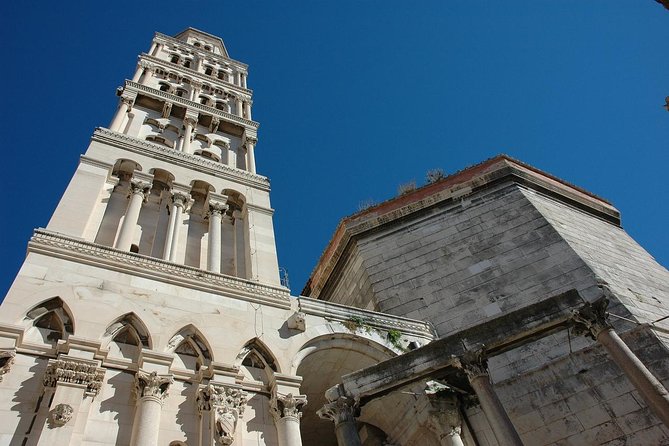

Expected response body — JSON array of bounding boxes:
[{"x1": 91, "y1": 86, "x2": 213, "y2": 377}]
[{"x1": 173, "y1": 27, "x2": 230, "y2": 58}]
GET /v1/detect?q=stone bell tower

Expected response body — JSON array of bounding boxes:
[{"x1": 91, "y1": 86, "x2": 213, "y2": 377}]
[{"x1": 46, "y1": 27, "x2": 279, "y2": 284}]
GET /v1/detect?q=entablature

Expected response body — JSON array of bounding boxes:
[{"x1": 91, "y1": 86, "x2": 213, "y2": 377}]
[
  {"x1": 28, "y1": 229, "x2": 291, "y2": 308},
  {"x1": 92, "y1": 128, "x2": 270, "y2": 192},
  {"x1": 124, "y1": 80, "x2": 259, "y2": 129}
]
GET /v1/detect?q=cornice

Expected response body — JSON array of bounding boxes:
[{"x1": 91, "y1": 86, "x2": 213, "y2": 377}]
[
  {"x1": 125, "y1": 81, "x2": 259, "y2": 129},
  {"x1": 141, "y1": 54, "x2": 253, "y2": 97},
  {"x1": 297, "y1": 296, "x2": 436, "y2": 340},
  {"x1": 154, "y1": 33, "x2": 249, "y2": 70},
  {"x1": 92, "y1": 128, "x2": 271, "y2": 192},
  {"x1": 28, "y1": 229, "x2": 292, "y2": 309}
]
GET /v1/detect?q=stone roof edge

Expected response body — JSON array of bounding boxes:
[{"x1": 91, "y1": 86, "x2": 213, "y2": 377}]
[{"x1": 302, "y1": 155, "x2": 621, "y2": 298}]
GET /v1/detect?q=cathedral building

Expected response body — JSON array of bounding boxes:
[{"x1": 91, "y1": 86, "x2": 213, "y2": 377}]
[{"x1": 0, "y1": 28, "x2": 668, "y2": 446}]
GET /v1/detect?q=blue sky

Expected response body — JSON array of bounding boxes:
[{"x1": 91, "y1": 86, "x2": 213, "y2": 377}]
[{"x1": 1, "y1": 1, "x2": 668, "y2": 297}]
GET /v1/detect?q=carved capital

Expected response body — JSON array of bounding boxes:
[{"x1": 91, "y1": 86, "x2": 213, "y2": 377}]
[
  {"x1": 244, "y1": 137, "x2": 257, "y2": 146},
  {"x1": 0, "y1": 351, "x2": 16, "y2": 382},
  {"x1": 317, "y1": 396, "x2": 359, "y2": 426},
  {"x1": 129, "y1": 180, "x2": 151, "y2": 200},
  {"x1": 270, "y1": 393, "x2": 307, "y2": 421},
  {"x1": 139, "y1": 60, "x2": 155, "y2": 70},
  {"x1": 572, "y1": 299, "x2": 611, "y2": 340},
  {"x1": 208, "y1": 200, "x2": 228, "y2": 217},
  {"x1": 184, "y1": 115, "x2": 198, "y2": 127},
  {"x1": 460, "y1": 346, "x2": 488, "y2": 380},
  {"x1": 171, "y1": 191, "x2": 191, "y2": 208},
  {"x1": 120, "y1": 96, "x2": 134, "y2": 111},
  {"x1": 43, "y1": 358, "x2": 105, "y2": 396},
  {"x1": 135, "y1": 370, "x2": 173, "y2": 402},
  {"x1": 50, "y1": 403, "x2": 74, "y2": 427},
  {"x1": 197, "y1": 384, "x2": 247, "y2": 445}
]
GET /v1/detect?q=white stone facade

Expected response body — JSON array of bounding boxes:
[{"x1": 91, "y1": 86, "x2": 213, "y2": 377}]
[{"x1": 0, "y1": 29, "x2": 435, "y2": 446}]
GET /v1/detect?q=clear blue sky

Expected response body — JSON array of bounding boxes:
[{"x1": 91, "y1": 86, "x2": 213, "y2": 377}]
[{"x1": 1, "y1": 1, "x2": 668, "y2": 297}]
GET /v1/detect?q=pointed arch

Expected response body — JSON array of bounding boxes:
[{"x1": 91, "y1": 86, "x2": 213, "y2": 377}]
[
  {"x1": 235, "y1": 337, "x2": 279, "y2": 373},
  {"x1": 23, "y1": 297, "x2": 74, "y2": 344},
  {"x1": 102, "y1": 312, "x2": 151, "y2": 349},
  {"x1": 167, "y1": 325, "x2": 213, "y2": 372}
]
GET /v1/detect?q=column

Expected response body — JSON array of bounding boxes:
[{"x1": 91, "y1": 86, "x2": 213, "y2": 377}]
[
  {"x1": 109, "y1": 97, "x2": 133, "y2": 132},
  {"x1": 573, "y1": 299, "x2": 669, "y2": 427},
  {"x1": 35, "y1": 357, "x2": 105, "y2": 446},
  {"x1": 162, "y1": 190, "x2": 190, "y2": 261},
  {"x1": 271, "y1": 393, "x2": 307, "y2": 446},
  {"x1": 241, "y1": 72, "x2": 247, "y2": 89},
  {"x1": 243, "y1": 100, "x2": 252, "y2": 120},
  {"x1": 228, "y1": 144, "x2": 237, "y2": 169},
  {"x1": 425, "y1": 381, "x2": 465, "y2": 446},
  {"x1": 197, "y1": 383, "x2": 248, "y2": 446},
  {"x1": 317, "y1": 389, "x2": 362, "y2": 446},
  {"x1": 459, "y1": 348, "x2": 523, "y2": 446},
  {"x1": 190, "y1": 80, "x2": 202, "y2": 101},
  {"x1": 115, "y1": 179, "x2": 151, "y2": 251},
  {"x1": 182, "y1": 115, "x2": 197, "y2": 154},
  {"x1": 207, "y1": 198, "x2": 228, "y2": 273},
  {"x1": 235, "y1": 71, "x2": 241, "y2": 87},
  {"x1": 235, "y1": 97, "x2": 244, "y2": 117},
  {"x1": 130, "y1": 371, "x2": 173, "y2": 446},
  {"x1": 245, "y1": 137, "x2": 257, "y2": 174}
]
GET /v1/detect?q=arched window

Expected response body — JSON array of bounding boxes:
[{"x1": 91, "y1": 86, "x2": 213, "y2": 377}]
[
  {"x1": 204, "y1": 66, "x2": 213, "y2": 76},
  {"x1": 158, "y1": 82, "x2": 171, "y2": 93},
  {"x1": 23, "y1": 297, "x2": 74, "y2": 345},
  {"x1": 183, "y1": 59, "x2": 191, "y2": 69},
  {"x1": 204, "y1": 45, "x2": 212, "y2": 51},
  {"x1": 175, "y1": 88, "x2": 188, "y2": 98},
  {"x1": 167, "y1": 326, "x2": 212, "y2": 372},
  {"x1": 218, "y1": 71, "x2": 227, "y2": 81},
  {"x1": 103, "y1": 313, "x2": 151, "y2": 360},
  {"x1": 194, "y1": 42, "x2": 201, "y2": 48},
  {"x1": 170, "y1": 54, "x2": 180, "y2": 64},
  {"x1": 237, "y1": 338, "x2": 278, "y2": 384}
]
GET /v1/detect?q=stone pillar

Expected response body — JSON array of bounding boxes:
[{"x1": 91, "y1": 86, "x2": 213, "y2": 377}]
[
  {"x1": 235, "y1": 97, "x2": 244, "y2": 117},
  {"x1": 245, "y1": 137, "x2": 257, "y2": 174},
  {"x1": 243, "y1": 100, "x2": 252, "y2": 120},
  {"x1": 317, "y1": 390, "x2": 362, "y2": 446},
  {"x1": 271, "y1": 393, "x2": 307, "y2": 446},
  {"x1": 110, "y1": 97, "x2": 133, "y2": 132},
  {"x1": 130, "y1": 371, "x2": 173, "y2": 446},
  {"x1": 163, "y1": 190, "x2": 191, "y2": 262},
  {"x1": 115, "y1": 179, "x2": 151, "y2": 251},
  {"x1": 182, "y1": 115, "x2": 197, "y2": 154},
  {"x1": 197, "y1": 383, "x2": 248, "y2": 445},
  {"x1": 241, "y1": 72, "x2": 247, "y2": 89},
  {"x1": 425, "y1": 381, "x2": 465, "y2": 446},
  {"x1": 460, "y1": 349, "x2": 523, "y2": 446},
  {"x1": 207, "y1": 198, "x2": 228, "y2": 273},
  {"x1": 190, "y1": 80, "x2": 202, "y2": 101},
  {"x1": 228, "y1": 144, "x2": 237, "y2": 168},
  {"x1": 35, "y1": 357, "x2": 105, "y2": 446},
  {"x1": 573, "y1": 299, "x2": 669, "y2": 427}
]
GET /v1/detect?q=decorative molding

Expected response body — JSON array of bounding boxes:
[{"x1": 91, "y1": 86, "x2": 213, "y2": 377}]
[
  {"x1": 270, "y1": 393, "x2": 307, "y2": 421},
  {"x1": 50, "y1": 403, "x2": 74, "y2": 427},
  {"x1": 197, "y1": 384, "x2": 248, "y2": 445},
  {"x1": 297, "y1": 296, "x2": 435, "y2": 340},
  {"x1": 43, "y1": 358, "x2": 105, "y2": 396},
  {"x1": 459, "y1": 346, "x2": 488, "y2": 380},
  {"x1": 28, "y1": 229, "x2": 292, "y2": 309},
  {"x1": 125, "y1": 80, "x2": 259, "y2": 129},
  {"x1": 135, "y1": 370, "x2": 173, "y2": 402},
  {"x1": 154, "y1": 33, "x2": 250, "y2": 71},
  {"x1": 317, "y1": 395, "x2": 359, "y2": 426},
  {"x1": 0, "y1": 350, "x2": 16, "y2": 382},
  {"x1": 92, "y1": 128, "x2": 271, "y2": 192},
  {"x1": 572, "y1": 298, "x2": 611, "y2": 340}
]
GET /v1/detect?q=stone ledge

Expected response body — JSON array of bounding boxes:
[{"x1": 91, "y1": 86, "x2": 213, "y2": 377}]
[
  {"x1": 92, "y1": 128, "x2": 271, "y2": 192},
  {"x1": 298, "y1": 296, "x2": 436, "y2": 340},
  {"x1": 27, "y1": 229, "x2": 291, "y2": 309}
]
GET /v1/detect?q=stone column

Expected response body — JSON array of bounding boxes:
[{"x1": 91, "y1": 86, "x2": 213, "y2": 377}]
[
  {"x1": 241, "y1": 73, "x2": 247, "y2": 89},
  {"x1": 235, "y1": 97, "x2": 244, "y2": 117},
  {"x1": 460, "y1": 349, "x2": 523, "y2": 446},
  {"x1": 243, "y1": 100, "x2": 252, "y2": 120},
  {"x1": 130, "y1": 371, "x2": 173, "y2": 446},
  {"x1": 228, "y1": 143, "x2": 237, "y2": 168},
  {"x1": 115, "y1": 179, "x2": 151, "y2": 251},
  {"x1": 190, "y1": 80, "x2": 202, "y2": 101},
  {"x1": 425, "y1": 381, "x2": 465, "y2": 446},
  {"x1": 245, "y1": 137, "x2": 257, "y2": 174},
  {"x1": 317, "y1": 392, "x2": 362, "y2": 446},
  {"x1": 163, "y1": 190, "x2": 190, "y2": 261},
  {"x1": 182, "y1": 115, "x2": 197, "y2": 154},
  {"x1": 271, "y1": 393, "x2": 308, "y2": 446},
  {"x1": 35, "y1": 357, "x2": 105, "y2": 446},
  {"x1": 197, "y1": 383, "x2": 248, "y2": 445},
  {"x1": 110, "y1": 97, "x2": 133, "y2": 132},
  {"x1": 573, "y1": 299, "x2": 669, "y2": 427},
  {"x1": 207, "y1": 199, "x2": 228, "y2": 273}
]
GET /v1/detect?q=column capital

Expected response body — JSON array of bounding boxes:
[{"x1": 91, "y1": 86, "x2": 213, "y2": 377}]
[
  {"x1": 0, "y1": 350, "x2": 16, "y2": 382},
  {"x1": 129, "y1": 179, "x2": 151, "y2": 198},
  {"x1": 162, "y1": 101, "x2": 173, "y2": 119},
  {"x1": 171, "y1": 190, "x2": 191, "y2": 208},
  {"x1": 270, "y1": 393, "x2": 308, "y2": 422},
  {"x1": 197, "y1": 383, "x2": 248, "y2": 445},
  {"x1": 184, "y1": 115, "x2": 198, "y2": 127},
  {"x1": 43, "y1": 357, "x2": 105, "y2": 396},
  {"x1": 317, "y1": 395, "x2": 359, "y2": 426},
  {"x1": 244, "y1": 136, "x2": 258, "y2": 146},
  {"x1": 572, "y1": 298, "x2": 611, "y2": 340},
  {"x1": 139, "y1": 60, "x2": 155, "y2": 70},
  {"x1": 208, "y1": 199, "x2": 228, "y2": 217},
  {"x1": 459, "y1": 346, "x2": 489, "y2": 380},
  {"x1": 134, "y1": 370, "x2": 173, "y2": 403}
]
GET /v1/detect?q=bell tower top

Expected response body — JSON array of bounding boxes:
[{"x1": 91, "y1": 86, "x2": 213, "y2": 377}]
[{"x1": 172, "y1": 28, "x2": 230, "y2": 58}]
